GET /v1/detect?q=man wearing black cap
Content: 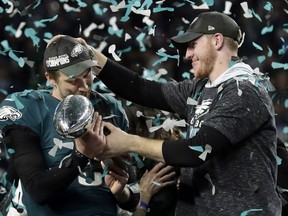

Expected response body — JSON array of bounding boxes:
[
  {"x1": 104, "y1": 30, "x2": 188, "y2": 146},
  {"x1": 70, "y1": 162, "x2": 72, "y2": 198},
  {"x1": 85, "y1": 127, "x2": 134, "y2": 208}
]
[
  {"x1": 0, "y1": 36, "x2": 141, "y2": 215},
  {"x1": 53, "y1": 11, "x2": 281, "y2": 215}
]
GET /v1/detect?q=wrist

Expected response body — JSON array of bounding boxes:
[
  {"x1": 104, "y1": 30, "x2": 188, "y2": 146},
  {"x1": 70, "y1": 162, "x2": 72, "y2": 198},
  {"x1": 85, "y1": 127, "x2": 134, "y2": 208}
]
[
  {"x1": 89, "y1": 46, "x2": 107, "y2": 75},
  {"x1": 116, "y1": 184, "x2": 140, "y2": 211},
  {"x1": 140, "y1": 192, "x2": 152, "y2": 204},
  {"x1": 74, "y1": 139, "x2": 94, "y2": 159},
  {"x1": 139, "y1": 200, "x2": 150, "y2": 213}
]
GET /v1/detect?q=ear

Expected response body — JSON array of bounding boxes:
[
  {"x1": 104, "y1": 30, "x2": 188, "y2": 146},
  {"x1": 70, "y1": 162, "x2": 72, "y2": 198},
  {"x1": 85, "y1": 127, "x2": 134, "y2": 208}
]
[
  {"x1": 45, "y1": 72, "x2": 56, "y2": 86},
  {"x1": 213, "y1": 33, "x2": 224, "y2": 50}
]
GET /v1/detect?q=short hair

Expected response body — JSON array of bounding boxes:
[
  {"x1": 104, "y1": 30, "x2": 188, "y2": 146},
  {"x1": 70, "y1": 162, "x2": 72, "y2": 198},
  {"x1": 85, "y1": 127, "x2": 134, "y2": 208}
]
[
  {"x1": 46, "y1": 70, "x2": 61, "y2": 81},
  {"x1": 224, "y1": 36, "x2": 238, "y2": 51}
]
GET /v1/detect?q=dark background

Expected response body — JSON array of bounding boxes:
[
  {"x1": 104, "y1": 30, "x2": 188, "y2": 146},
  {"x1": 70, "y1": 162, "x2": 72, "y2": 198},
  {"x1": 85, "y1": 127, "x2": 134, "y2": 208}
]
[{"x1": 0, "y1": 0, "x2": 287, "y2": 141}]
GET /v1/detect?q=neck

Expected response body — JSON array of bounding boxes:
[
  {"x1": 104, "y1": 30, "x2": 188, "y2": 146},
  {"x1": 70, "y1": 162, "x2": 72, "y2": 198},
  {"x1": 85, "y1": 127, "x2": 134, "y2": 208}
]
[{"x1": 209, "y1": 51, "x2": 238, "y2": 83}]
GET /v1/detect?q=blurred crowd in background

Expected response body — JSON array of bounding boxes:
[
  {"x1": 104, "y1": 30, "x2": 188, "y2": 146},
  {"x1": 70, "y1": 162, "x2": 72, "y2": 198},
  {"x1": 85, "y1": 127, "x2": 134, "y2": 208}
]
[{"x1": 0, "y1": 0, "x2": 287, "y2": 143}]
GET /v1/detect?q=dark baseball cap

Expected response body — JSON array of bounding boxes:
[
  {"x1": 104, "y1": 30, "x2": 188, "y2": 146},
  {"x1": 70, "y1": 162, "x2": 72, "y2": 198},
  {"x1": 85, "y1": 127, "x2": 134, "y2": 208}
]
[
  {"x1": 171, "y1": 11, "x2": 242, "y2": 50},
  {"x1": 44, "y1": 35, "x2": 100, "y2": 77}
]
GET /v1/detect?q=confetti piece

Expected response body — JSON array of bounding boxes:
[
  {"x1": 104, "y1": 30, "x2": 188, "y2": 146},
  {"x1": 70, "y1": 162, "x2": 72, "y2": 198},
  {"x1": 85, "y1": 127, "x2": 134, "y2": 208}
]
[
  {"x1": 152, "y1": 181, "x2": 161, "y2": 186},
  {"x1": 267, "y1": 46, "x2": 273, "y2": 57},
  {"x1": 15, "y1": 22, "x2": 26, "y2": 38},
  {"x1": 192, "y1": 3, "x2": 209, "y2": 9},
  {"x1": 8, "y1": 51, "x2": 25, "y2": 67},
  {"x1": 187, "y1": 97, "x2": 198, "y2": 105},
  {"x1": 257, "y1": 55, "x2": 266, "y2": 63},
  {"x1": 271, "y1": 62, "x2": 288, "y2": 70},
  {"x1": 130, "y1": 152, "x2": 144, "y2": 168},
  {"x1": 240, "y1": 2, "x2": 253, "y2": 18},
  {"x1": 263, "y1": 2, "x2": 273, "y2": 11},
  {"x1": 34, "y1": 15, "x2": 58, "y2": 28},
  {"x1": 223, "y1": 1, "x2": 232, "y2": 15},
  {"x1": 283, "y1": 127, "x2": 288, "y2": 134},
  {"x1": 146, "y1": 68, "x2": 167, "y2": 81},
  {"x1": 24, "y1": 28, "x2": 40, "y2": 47},
  {"x1": 149, "y1": 118, "x2": 186, "y2": 132},
  {"x1": 110, "y1": 0, "x2": 125, "y2": 12},
  {"x1": 276, "y1": 156, "x2": 282, "y2": 165},
  {"x1": 189, "y1": 146, "x2": 204, "y2": 152},
  {"x1": 205, "y1": 173, "x2": 215, "y2": 195},
  {"x1": 198, "y1": 144, "x2": 212, "y2": 161},
  {"x1": 240, "y1": 209, "x2": 263, "y2": 216},
  {"x1": 252, "y1": 42, "x2": 263, "y2": 51},
  {"x1": 83, "y1": 23, "x2": 97, "y2": 37},
  {"x1": 4, "y1": 0, "x2": 14, "y2": 13},
  {"x1": 63, "y1": 3, "x2": 81, "y2": 12},
  {"x1": 108, "y1": 44, "x2": 121, "y2": 61},
  {"x1": 261, "y1": 25, "x2": 273, "y2": 35},
  {"x1": 49, "y1": 138, "x2": 74, "y2": 157},
  {"x1": 285, "y1": 100, "x2": 288, "y2": 108},
  {"x1": 124, "y1": 33, "x2": 131, "y2": 41}
]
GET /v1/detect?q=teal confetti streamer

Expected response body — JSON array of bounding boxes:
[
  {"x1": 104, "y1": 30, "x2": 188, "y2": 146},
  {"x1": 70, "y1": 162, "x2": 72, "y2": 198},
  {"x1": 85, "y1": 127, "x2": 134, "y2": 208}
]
[
  {"x1": 33, "y1": 0, "x2": 42, "y2": 9},
  {"x1": 278, "y1": 44, "x2": 287, "y2": 55},
  {"x1": 1, "y1": 39, "x2": 11, "y2": 50},
  {"x1": 138, "y1": 0, "x2": 153, "y2": 11},
  {"x1": 107, "y1": 27, "x2": 123, "y2": 37},
  {"x1": 126, "y1": 100, "x2": 132, "y2": 106},
  {"x1": 136, "y1": 32, "x2": 146, "y2": 52},
  {"x1": 7, "y1": 148, "x2": 15, "y2": 154},
  {"x1": 8, "y1": 51, "x2": 25, "y2": 67},
  {"x1": 261, "y1": 25, "x2": 273, "y2": 35},
  {"x1": 240, "y1": 209, "x2": 263, "y2": 216},
  {"x1": 76, "y1": 0, "x2": 88, "y2": 7},
  {"x1": 182, "y1": 72, "x2": 190, "y2": 79},
  {"x1": 189, "y1": 146, "x2": 204, "y2": 152},
  {"x1": 120, "y1": 0, "x2": 137, "y2": 22},
  {"x1": 152, "y1": 50, "x2": 179, "y2": 66},
  {"x1": 252, "y1": 42, "x2": 263, "y2": 51},
  {"x1": 0, "y1": 7, "x2": 3, "y2": 13},
  {"x1": 34, "y1": 15, "x2": 58, "y2": 28},
  {"x1": 283, "y1": 126, "x2": 288, "y2": 134},
  {"x1": 267, "y1": 46, "x2": 272, "y2": 57},
  {"x1": 130, "y1": 152, "x2": 144, "y2": 169},
  {"x1": 263, "y1": 1, "x2": 273, "y2": 11},
  {"x1": 276, "y1": 156, "x2": 282, "y2": 165},
  {"x1": 251, "y1": 9, "x2": 262, "y2": 22},
  {"x1": 92, "y1": 3, "x2": 104, "y2": 15},
  {"x1": 285, "y1": 99, "x2": 288, "y2": 108},
  {"x1": 257, "y1": 55, "x2": 266, "y2": 63},
  {"x1": 4, "y1": 25, "x2": 17, "y2": 36},
  {"x1": 203, "y1": 0, "x2": 214, "y2": 7},
  {"x1": 153, "y1": 4, "x2": 174, "y2": 13},
  {"x1": 271, "y1": 62, "x2": 288, "y2": 70},
  {"x1": 24, "y1": 28, "x2": 40, "y2": 47},
  {"x1": 100, "y1": 160, "x2": 110, "y2": 178}
]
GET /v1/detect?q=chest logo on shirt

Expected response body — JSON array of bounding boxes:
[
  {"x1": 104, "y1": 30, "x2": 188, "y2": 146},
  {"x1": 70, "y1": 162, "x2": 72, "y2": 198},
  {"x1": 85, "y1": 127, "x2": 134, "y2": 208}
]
[
  {"x1": 0, "y1": 106, "x2": 22, "y2": 121},
  {"x1": 190, "y1": 99, "x2": 213, "y2": 127}
]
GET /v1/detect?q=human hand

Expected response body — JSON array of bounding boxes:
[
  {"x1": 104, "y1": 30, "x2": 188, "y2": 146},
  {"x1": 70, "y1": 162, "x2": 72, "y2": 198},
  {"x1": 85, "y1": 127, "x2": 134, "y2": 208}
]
[
  {"x1": 96, "y1": 121, "x2": 131, "y2": 160},
  {"x1": 101, "y1": 156, "x2": 129, "y2": 196},
  {"x1": 139, "y1": 163, "x2": 176, "y2": 202},
  {"x1": 74, "y1": 112, "x2": 107, "y2": 159}
]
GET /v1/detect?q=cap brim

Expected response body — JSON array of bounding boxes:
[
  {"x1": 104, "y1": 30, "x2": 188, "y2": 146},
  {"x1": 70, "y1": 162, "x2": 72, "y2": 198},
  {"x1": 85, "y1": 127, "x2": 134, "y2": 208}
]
[
  {"x1": 60, "y1": 59, "x2": 100, "y2": 77},
  {"x1": 171, "y1": 32, "x2": 203, "y2": 51}
]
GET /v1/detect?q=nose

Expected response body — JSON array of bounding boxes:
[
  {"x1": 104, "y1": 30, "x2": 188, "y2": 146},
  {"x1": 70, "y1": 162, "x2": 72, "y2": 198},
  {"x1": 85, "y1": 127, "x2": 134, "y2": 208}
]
[
  {"x1": 185, "y1": 48, "x2": 193, "y2": 61},
  {"x1": 77, "y1": 78, "x2": 89, "y2": 93}
]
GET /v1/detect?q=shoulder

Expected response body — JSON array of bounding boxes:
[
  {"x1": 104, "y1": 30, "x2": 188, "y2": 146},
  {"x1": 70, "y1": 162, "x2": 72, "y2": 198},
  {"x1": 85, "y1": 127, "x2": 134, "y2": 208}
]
[{"x1": 0, "y1": 90, "x2": 52, "y2": 129}]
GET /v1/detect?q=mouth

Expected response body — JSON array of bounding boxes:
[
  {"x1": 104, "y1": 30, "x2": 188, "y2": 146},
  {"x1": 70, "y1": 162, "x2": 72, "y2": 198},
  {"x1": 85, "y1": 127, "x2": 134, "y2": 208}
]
[{"x1": 192, "y1": 60, "x2": 198, "y2": 69}]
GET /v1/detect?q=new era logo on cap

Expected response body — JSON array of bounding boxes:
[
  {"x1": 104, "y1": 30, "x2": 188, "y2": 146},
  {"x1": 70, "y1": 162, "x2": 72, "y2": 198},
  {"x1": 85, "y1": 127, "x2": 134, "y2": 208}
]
[
  {"x1": 208, "y1": 25, "x2": 215, "y2": 31},
  {"x1": 44, "y1": 36, "x2": 100, "y2": 77}
]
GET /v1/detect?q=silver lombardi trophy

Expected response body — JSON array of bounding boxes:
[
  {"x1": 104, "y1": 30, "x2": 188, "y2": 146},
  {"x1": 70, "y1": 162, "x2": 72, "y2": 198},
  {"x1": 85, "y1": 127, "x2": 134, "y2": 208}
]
[{"x1": 53, "y1": 95, "x2": 94, "y2": 138}]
